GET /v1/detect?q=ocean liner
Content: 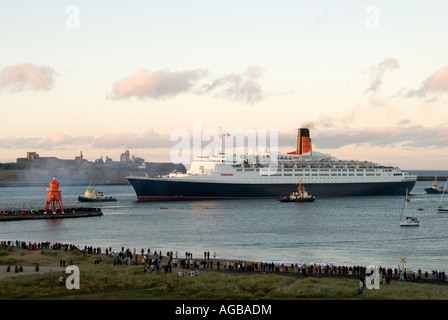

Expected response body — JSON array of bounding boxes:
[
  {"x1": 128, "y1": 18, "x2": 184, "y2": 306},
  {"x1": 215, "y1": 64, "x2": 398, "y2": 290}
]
[{"x1": 127, "y1": 128, "x2": 417, "y2": 200}]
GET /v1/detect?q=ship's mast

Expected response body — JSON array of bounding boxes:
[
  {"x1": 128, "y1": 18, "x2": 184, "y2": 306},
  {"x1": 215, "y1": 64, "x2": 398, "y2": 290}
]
[{"x1": 219, "y1": 127, "x2": 224, "y2": 155}]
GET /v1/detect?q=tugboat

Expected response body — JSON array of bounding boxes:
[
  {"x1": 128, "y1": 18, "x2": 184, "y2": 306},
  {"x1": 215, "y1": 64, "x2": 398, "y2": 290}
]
[
  {"x1": 278, "y1": 177, "x2": 315, "y2": 202},
  {"x1": 425, "y1": 176, "x2": 445, "y2": 194},
  {"x1": 78, "y1": 183, "x2": 117, "y2": 202}
]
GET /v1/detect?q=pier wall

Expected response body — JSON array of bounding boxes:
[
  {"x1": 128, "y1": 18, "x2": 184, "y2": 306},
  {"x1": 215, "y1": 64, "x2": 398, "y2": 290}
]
[{"x1": 416, "y1": 176, "x2": 448, "y2": 181}]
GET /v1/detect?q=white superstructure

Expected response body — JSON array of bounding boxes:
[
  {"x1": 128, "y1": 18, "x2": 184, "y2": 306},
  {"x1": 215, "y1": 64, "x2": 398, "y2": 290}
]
[{"x1": 165, "y1": 152, "x2": 416, "y2": 185}]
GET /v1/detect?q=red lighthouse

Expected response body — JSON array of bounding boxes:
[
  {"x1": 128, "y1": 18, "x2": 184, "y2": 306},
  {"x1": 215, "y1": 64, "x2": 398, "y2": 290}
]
[{"x1": 45, "y1": 178, "x2": 64, "y2": 214}]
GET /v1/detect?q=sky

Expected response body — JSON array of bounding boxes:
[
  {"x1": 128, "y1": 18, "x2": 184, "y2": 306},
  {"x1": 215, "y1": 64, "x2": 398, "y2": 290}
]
[{"x1": 1, "y1": 0, "x2": 448, "y2": 169}]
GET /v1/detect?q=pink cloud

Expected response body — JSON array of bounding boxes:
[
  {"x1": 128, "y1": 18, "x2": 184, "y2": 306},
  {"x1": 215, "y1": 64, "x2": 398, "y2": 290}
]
[
  {"x1": 418, "y1": 64, "x2": 448, "y2": 94},
  {"x1": 92, "y1": 130, "x2": 171, "y2": 149},
  {"x1": 0, "y1": 63, "x2": 56, "y2": 91},
  {"x1": 406, "y1": 64, "x2": 448, "y2": 99},
  {"x1": 37, "y1": 133, "x2": 93, "y2": 149},
  {"x1": 109, "y1": 68, "x2": 208, "y2": 100},
  {"x1": 109, "y1": 66, "x2": 266, "y2": 104}
]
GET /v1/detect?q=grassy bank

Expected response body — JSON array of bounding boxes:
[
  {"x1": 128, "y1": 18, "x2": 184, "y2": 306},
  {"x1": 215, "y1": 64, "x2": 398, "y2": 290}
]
[{"x1": 1, "y1": 246, "x2": 448, "y2": 300}]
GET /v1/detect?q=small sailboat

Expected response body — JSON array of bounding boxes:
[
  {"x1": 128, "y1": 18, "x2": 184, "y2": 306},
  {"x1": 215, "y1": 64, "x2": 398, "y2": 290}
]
[
  {"x1": 278, "y1": 176, "x2": 315, "y2": 202},
  {"x1": 400, "y1": 216, "x2": 419, "y2": 226},
  {"x1": 438, "y1": 180, "x2": 448, "y2": 213},
  {"x1": 400, "y1": 189, "x2": 419, "y2": 226}
]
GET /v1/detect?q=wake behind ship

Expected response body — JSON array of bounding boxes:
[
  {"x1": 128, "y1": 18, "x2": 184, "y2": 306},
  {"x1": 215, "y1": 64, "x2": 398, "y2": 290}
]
[{"x1": 127, "y1": 128, "x2": 417, "y2": 200}]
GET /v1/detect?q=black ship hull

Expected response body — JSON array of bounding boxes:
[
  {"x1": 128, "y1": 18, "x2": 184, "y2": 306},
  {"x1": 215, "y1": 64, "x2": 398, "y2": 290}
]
[{"x1": 127, "y1": 178, "x2": 417, "y2": 200}]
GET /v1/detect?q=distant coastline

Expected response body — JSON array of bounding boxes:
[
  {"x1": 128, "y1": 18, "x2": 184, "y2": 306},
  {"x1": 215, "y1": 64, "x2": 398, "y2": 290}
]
[
  {"x1": 0, "y1": 151, "x2": 186, "y2": 187},
  {"x1": 0, "y1": 165, "x2": 185, "y2": 187}
]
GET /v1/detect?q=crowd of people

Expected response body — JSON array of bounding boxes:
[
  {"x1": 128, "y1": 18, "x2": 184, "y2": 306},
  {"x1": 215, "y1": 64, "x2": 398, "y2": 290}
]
[{"x1": 1, "y1": 240, "x2": 447, "y2": 284}]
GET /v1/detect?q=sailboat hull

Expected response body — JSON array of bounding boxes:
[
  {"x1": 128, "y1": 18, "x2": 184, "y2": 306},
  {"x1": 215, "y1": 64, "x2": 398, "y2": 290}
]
[
  {"x1": 400, "y1": 189, "x2": 419, "y2": 226},
  {"x1": 400, "y1": 222, "x2": 419, "y2": 226}
]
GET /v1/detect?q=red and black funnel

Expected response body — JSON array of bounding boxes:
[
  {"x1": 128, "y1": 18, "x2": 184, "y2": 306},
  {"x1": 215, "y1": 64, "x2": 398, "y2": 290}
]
[{"x1": 288, "y1": 128, "x2": 312, "y2": 155}]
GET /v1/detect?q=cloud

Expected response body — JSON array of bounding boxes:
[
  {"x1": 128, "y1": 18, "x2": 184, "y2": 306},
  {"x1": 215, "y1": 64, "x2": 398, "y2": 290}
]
[
  {"x1": 36, "y1": 133, "x2": 93, "y2": 149},
  {"x1": 109, "y1": 65, "x2": 265, "y2": 104},
  {"x1": 92, "y1": 130, "x2": 172, "y2": 149},
  {"x1": 309, "y1": 125, "x2": 448, "y2": 150},
  {"x1": 2, "y1": 124, "x2": 448, "y2": 161},
  {"x1": 92, "y1": 124, "x2": 446, "y2": 153},
  {"x1": 0, "y1": 63, "x2": 56, "y2": 92},
  {"x1": 0, "y1": 136, "x2": 40, "y2": 149},
  {"x1": 296, "y1": 98, "x2": 401, "y2": 132},
  {"x1": 406, "y1": 64, "x2": 448, "y2": 99},
  {"x1": 201, "y1": 65, "x2": 264, "y2": 104},
  {"x1": 109, "y1": 68, "x2": 208, "y2": 100},
  {"x1": 366, "y1": 58, "x2": 399, "y2": 92},
  {"x1": 0, "y1": 134, "x2": 92, "y2": 150}
]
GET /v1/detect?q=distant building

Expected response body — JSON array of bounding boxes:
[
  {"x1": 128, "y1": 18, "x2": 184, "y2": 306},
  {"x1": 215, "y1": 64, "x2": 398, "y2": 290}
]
[
  {"x1": 131, "y1": 155, "x2": 145, "y2": 166},
  {"x1": 120, "y1": 150, "x2": 130, "y2": 164},
  {"x1": 94, "y1": 156, "x2": 104, "y2": 165},
  {"x1": 13, "y1": 151, "x2": 145, "y2": 170},
  {"x1": 75, "y1": 151, "x2": 83, "y2": 162},
  {"x1": 27, "y1": 152, "x2": 39, "y2": 160},
  {"x1": 16, "y1": 157, "x2": 28, "y2": 164},
  {"x1": 105, "y1": 156, "x2": 113, "y2": 164},
  {"x1": 17, "y1": 152, "x2": 40, "y2": 164}
]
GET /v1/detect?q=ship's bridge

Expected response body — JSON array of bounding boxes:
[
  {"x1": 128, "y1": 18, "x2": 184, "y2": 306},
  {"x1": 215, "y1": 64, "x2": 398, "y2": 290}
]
[{"x1": 186, "y1": 153, "x2": 226, "y2": 175}]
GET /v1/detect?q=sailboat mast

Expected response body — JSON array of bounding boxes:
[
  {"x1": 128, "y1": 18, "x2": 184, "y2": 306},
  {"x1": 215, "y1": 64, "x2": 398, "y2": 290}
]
[
  {"x1": 400, "y1": 189, "x2": 408, "y2": 221},
  {"x1": 439, "y1": 179, "x2": 448, "y2": 208}
]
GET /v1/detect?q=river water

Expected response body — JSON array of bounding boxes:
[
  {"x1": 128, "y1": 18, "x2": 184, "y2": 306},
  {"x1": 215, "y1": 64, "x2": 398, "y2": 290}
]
[{"x1": 1, "y1": 180, "x2": 447, "y2": 272}]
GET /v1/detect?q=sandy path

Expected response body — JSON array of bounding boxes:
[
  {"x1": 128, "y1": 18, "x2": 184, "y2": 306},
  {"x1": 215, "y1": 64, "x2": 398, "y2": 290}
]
[{"x1": 0, "y1": 265, "x2": 65, "y2": 279}]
